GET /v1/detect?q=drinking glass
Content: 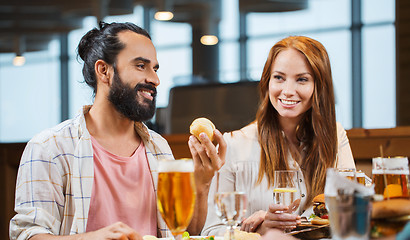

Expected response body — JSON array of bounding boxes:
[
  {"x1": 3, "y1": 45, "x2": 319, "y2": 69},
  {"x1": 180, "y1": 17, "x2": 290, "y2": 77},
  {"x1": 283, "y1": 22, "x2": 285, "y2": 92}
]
[
  {"x1": 157, "y1": 159, "x2": 196, "y2": 240},
  {"x1": 336, "y1": 168, "x2": 356, "y2": 182},
  {"x1": 272, "y1": 170, "x2": 302, "y2": 215},
  {"x1": 372, "y1": 157, "x2": 410, "y2": 201},
  {"x1": 214, "y1": 168, "x2": 248, "y2": 240}
]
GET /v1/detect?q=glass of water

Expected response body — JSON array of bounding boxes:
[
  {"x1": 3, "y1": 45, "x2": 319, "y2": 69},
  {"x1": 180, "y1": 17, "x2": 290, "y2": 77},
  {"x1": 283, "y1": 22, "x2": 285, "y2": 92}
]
[
  {"x1": 214, "y1": 167, "x2": 248, "y2": 240},
  {"x1": 273, "y1": 170, "x2": 301, "y2": 215}
]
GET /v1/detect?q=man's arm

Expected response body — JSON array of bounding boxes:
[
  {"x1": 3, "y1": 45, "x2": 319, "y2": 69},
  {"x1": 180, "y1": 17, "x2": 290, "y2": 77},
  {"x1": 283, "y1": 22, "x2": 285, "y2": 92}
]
[
  {"x1": 186, "y1": 179, "x2": 211, "y2": 236},
  {"x1": 187, "y1": 130, "x2": 227, "y2": 235},
  {"x1": 10, "y1": 140, "x2": 66, "y2": 239}
]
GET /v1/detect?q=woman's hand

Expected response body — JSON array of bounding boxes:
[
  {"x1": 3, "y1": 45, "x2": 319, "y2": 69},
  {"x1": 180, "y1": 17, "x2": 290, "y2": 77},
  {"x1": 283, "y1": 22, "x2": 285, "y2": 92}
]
[
  {"x1": 188, "y1": 129, "x2": 227, "y2": 191},
  {"x1": 241, "y1": 210, "x2": 267, "y2": 232},
  {"x1": 256, "y1": 204, "x2": 301, "y2": 235}
]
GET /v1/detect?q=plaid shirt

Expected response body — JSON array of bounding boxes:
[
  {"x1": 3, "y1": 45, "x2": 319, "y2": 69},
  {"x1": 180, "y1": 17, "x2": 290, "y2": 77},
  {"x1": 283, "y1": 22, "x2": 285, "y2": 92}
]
[{"x1": 10, "y1": 106, "x2": 173, "y2": 240}]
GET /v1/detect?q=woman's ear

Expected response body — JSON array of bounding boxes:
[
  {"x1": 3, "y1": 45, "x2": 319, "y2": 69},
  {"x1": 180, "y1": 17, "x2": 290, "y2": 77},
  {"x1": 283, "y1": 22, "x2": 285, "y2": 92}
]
[{"x1": 95, "y1": 60, "x2": 113, "y2": 85}]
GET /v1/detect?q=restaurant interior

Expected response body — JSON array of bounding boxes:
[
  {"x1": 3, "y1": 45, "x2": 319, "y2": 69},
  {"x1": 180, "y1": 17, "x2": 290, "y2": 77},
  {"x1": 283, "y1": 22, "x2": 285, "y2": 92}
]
[{"x1": 1, "y1": 0, "x2": 410, "y2": 239}]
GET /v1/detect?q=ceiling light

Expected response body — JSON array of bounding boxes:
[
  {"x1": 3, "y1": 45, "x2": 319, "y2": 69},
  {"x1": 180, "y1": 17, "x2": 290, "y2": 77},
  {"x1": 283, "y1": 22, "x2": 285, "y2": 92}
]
[
  {"x1": 200, "y1": 35, "x2": 219, "y2": 45},
  {"x1": 154, "y1": 11, "x2": 174, "y2": 21},
  {"x1": 13, "y1": 36, "x2": 26, "y2": 66},
  {"x1": 13, "y1": 55, "x2": 26, "y2": 66}
]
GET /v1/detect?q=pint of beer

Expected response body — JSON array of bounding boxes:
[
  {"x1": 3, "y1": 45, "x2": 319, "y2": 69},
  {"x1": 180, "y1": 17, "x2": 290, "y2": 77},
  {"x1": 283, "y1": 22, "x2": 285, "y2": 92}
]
[
  {"x1": 157, "y1": 159, "x2": 196, "y2": 237},
  {"x1": 372, "y1": 157, "x2": 410, "y2": 200}
]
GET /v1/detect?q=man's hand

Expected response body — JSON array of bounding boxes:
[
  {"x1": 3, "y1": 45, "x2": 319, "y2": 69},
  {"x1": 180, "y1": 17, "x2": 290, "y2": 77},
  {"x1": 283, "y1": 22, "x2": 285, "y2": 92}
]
[
  {"x1": 187, "y1": 129, "x2": 227, "y2": 235},
  {"x1": 188, "y1": 129, "x2": 226, "y2": 191},
  {"x1": 84, "y1": 222, "x2": 142, "y2": 240},
  {"x1": 30, "y1": 222, "x2": 142, "y2": 240}
]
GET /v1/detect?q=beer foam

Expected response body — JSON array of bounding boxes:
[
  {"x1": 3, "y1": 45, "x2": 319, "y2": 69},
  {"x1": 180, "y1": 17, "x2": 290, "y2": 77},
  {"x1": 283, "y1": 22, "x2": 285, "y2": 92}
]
[
  {"x1": 372, "y1": 157, "x2": 409, "y2": 175},
  {"x1": 372, "y1": 169, "x2": 409, "y2": 175},
  {"x1": 158, "y1": 159, "x2": 194, "y2": 172}
]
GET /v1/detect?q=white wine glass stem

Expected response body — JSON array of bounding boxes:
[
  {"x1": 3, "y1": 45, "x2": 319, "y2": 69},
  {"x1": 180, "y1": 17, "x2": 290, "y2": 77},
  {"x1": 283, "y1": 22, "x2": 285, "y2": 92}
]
[{"x1": 228, "y1": 224, "x2": 235, "y2": 240}]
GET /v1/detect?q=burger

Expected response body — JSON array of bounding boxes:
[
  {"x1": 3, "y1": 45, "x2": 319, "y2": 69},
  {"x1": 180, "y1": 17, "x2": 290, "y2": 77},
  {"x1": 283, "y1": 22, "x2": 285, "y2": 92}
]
[
  {"x1": 311, "y1": 194, "x2": 330, "y2": 225},
  {"x1": 371, "y1": 198, "x2": 410, "y2": 238}
]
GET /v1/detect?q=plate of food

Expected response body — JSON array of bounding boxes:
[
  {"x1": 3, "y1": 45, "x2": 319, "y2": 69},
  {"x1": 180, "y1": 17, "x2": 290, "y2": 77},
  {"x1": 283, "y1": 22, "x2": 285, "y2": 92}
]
[
  {"x1": 288, "y1": 194, "x2": 331, "y2": 239},
  {"x1": 144, "y1": 229, "x2": 261, "y2": 240},
  {"x1": 143, "y1": 233, "x2": 223, "y2": 240}
]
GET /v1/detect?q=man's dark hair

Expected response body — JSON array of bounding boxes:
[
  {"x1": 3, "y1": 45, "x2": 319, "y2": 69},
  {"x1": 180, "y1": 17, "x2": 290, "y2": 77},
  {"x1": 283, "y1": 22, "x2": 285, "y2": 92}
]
[{"x1": 77, "y1": 22, "x2": 151, "y2": 95}]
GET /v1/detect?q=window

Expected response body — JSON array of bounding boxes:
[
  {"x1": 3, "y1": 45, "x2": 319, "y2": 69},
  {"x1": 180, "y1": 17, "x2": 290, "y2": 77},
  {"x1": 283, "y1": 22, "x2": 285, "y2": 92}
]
[
  {"x1": 246, "y1": 0, "x2": 353, "y2": 128},
  {"x1": 0, "y1": 42, "x2": 60, "y2": 142},
  {"x1": 0, "y1": 0, "x2": 397, "y2": 142},
  {"x1": 151, "y1": 21, "x2": 192, "y2": 107}
]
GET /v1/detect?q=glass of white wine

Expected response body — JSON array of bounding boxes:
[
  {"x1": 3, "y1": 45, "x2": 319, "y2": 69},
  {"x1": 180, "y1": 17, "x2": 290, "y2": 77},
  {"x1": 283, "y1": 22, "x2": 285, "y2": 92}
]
[
  {"x1": 214, "y1": 167, "x2": 248, "y2": 240},
  {"x1": 157, "y1": 159, "x2": 196, "y2": 240},
  {"x1": 272, "y1": 170, "x2": 301, "y2": 231}
]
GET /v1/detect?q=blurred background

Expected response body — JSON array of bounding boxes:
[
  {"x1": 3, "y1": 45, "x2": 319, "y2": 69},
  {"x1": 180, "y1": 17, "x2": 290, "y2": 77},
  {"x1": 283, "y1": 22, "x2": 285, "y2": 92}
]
[{"x1": 0, "y1": 0, "x2": 406, "y2": 142}]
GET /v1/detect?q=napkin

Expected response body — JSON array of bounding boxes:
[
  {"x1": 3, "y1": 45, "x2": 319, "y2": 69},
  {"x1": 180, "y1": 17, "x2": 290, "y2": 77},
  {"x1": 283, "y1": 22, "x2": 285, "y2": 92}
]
[
  {"x1": 324, "y1": 168, "x2": 374, "y2": 238},
  {"x1": 324, "y1": 168, "x2": 374, "y2": 197}
]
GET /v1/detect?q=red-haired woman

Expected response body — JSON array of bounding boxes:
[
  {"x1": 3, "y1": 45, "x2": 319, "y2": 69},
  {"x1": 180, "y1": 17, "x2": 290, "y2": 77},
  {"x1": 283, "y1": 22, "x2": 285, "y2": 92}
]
[{"x1": 201, "y1": 36, "x2": 355, "y2": 236}]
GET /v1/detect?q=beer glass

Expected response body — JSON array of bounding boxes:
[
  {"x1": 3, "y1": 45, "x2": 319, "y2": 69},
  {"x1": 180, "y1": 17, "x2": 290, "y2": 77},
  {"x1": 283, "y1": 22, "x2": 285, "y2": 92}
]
[
  {"x1": 157, "y1": 159, "x2": 196, "y2": 240},
  {"x1": 273, "y1": 170, "x2": 301, "y2": 232},
  {"x1": 214, "y1": 167, "x2": 248, "y2": 240},
  {"x1": 372, "y1": 157, "x2": 410, "y2": 201}
]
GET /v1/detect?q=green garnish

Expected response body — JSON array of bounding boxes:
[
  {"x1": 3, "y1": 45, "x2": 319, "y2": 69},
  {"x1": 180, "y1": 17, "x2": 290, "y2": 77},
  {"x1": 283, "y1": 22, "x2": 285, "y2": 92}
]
[
  {"x1": 308, "y1": 213, "x2": 317, "y2": 220},
  {"x1": 182, "y1": 231, "x2": 190, "y2": 240}
]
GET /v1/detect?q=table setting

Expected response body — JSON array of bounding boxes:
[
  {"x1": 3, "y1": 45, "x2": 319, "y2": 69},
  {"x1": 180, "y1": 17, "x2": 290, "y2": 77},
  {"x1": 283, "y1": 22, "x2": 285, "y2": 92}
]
[{"x1": 152, "y1": 156, "x2": 410, "y2": 240}]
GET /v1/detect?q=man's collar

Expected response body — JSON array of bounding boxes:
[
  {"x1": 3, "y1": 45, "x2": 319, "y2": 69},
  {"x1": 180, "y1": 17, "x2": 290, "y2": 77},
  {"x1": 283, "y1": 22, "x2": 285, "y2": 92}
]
[
  {"x1": 134, "y1": 122, "x2": 151, "y2": 142},
  {"x1": 82, "y1": 105, "x2": 152, "y2": 142}
]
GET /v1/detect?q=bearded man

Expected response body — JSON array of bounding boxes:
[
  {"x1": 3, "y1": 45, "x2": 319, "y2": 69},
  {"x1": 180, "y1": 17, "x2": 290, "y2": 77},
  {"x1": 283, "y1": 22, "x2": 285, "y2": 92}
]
[{"x1": 10, "y1": 22, "x2": 226, "y2": 240}]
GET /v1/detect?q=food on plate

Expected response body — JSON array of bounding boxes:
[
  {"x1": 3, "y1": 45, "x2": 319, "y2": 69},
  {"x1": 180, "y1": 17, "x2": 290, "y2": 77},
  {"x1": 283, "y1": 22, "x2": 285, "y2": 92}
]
[
  {"x1": 311, "y1": 217, "x2": 329, "y2": 225},
  {"x1": 223, "y1": 229, "x2": 261, "y2": 240},
  {"x1": 190, "y1": 117, "x2": 216, "y2": 141},
  {"x1": 143, "y1": 232, "x2": 217, "y2": 240},
  {"x1": 143, "y1": 235, "x2": 158, "y2": 240},
  {"x1": 371, "y1": 198, "x2": 410, "y2": 238},
  {"x1": 310, "y1": 194, "x2": 329, "y2": 225},
  {"x1": 182, "y1": 231, "x2": 216, "y2": 240}
]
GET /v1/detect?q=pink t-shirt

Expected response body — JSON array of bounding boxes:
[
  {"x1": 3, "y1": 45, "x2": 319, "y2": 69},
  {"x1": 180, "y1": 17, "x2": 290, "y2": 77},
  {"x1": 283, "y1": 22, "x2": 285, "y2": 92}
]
[{"x1": 86, "y1": 136, "x2": 157, "y2": 236}]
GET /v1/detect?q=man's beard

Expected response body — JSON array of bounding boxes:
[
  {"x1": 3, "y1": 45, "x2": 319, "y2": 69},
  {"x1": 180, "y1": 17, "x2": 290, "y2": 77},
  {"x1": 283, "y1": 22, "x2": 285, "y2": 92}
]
[{"x1": 108, "y1": 70, "x2": 157, "y2": 122}]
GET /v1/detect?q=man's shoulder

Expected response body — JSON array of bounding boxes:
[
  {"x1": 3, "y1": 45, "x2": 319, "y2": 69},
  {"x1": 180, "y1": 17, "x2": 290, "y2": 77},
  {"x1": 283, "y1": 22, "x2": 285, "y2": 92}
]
[
  {"x1": 147, "y1": 128, "x2": 169, "y2": 144},
  {"x1": 29, "y1": 115, "x2": 83, "y2": 145}
]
